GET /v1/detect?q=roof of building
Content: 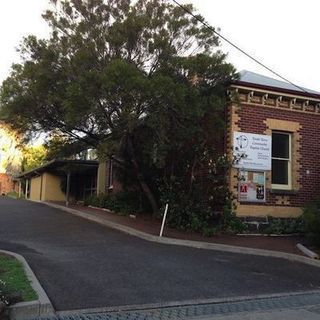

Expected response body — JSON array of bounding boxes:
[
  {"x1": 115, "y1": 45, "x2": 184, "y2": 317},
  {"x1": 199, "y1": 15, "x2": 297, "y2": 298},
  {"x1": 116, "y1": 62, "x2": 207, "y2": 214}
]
[
  {"x1": 237, "y1": 70, "x2": 320, "y2": 97},
  {"x1": 16, "y1": 159, "x2": 98, "y2": 179}
]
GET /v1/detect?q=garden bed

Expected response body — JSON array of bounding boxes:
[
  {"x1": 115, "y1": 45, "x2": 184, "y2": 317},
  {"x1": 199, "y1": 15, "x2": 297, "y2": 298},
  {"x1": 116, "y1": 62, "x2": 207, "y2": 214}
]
[{"x1": 52, "y1": 202, "x2": 306, "y2": 256}]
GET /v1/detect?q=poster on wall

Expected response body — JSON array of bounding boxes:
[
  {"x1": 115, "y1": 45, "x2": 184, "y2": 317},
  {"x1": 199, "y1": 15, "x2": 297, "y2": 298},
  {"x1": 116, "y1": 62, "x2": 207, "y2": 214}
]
[
  {"x1": 238, "y1": 171, "x2": 266, "y2": 203},
  {"x1": 233, "y1": 132, "x2": 271, "y2": 171}
]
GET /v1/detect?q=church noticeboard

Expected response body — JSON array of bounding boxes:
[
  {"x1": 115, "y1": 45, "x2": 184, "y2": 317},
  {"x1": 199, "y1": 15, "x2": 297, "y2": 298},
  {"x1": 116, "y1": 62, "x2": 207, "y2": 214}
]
[
  {"x1": 233, "y1": 132, "x2": 271, "y2": 171},
  {"x1": 238, "y1": 171, "x2": 266, "y2": 203}
]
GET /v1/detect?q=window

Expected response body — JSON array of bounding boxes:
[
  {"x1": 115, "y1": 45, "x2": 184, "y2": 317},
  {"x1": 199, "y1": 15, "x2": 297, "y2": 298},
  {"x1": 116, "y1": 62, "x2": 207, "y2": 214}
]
[{"x1": 271, "y1": 132, "x2": 291, "y2": 189}]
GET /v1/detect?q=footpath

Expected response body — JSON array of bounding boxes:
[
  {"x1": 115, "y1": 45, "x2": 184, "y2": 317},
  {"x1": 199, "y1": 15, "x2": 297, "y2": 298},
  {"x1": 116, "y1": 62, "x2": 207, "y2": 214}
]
[{"x1": 33, "y1": 290, "x2": 320, "y2": 320}]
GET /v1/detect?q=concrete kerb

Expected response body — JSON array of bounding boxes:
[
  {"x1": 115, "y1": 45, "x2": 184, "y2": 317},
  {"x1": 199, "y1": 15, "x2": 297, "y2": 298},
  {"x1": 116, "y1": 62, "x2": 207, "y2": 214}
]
[
  {"x1": 43, "y1": 202, "x2": 320, "y2": 269},
  {"x1": 0, "y1": 249, "x2": 55, "y2": 320},
  {"x1": 57, "y1": 289, "x2": 320, "y2": 316}
]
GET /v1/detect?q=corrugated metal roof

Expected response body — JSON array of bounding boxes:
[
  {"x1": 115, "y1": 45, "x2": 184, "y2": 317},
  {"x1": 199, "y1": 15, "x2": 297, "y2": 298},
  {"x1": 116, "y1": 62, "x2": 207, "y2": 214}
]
[{"x1": 239, "y1": 70, "x2": 320, "y2": 95}]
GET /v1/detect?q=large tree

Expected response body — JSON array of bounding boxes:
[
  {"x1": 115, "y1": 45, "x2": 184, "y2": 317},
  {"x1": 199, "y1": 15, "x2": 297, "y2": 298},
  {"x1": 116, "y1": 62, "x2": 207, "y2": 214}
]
[
  {"x1": 21, "y1": 145, "x2": 47, "y2": 172},
  {"x1": 0, "y1": 0, "x2": 237, "y2": 213}
]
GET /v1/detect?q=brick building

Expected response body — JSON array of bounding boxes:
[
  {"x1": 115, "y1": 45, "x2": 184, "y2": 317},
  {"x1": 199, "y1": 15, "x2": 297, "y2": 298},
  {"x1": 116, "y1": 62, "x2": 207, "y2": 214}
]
[
  {"x1": 0, "y1": 173, "x2": 15, "y2": 195},
  {"x1": 228, "y1": 71, "x2": 320, "y2": 218},
  {"x1": 17, "y1": 160, "x2": 98, "y2": 203},
  {"x1": 96, "y1": 70, "x2": 320, "y2": 219}
]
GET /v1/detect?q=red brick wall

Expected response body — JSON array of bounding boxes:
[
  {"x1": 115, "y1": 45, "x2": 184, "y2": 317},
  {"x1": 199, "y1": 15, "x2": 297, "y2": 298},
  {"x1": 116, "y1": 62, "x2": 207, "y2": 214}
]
[
  {"x1": 236, "y1": 104, "x2": 320, "y2": 208},
  {"x1": 0, "y1": 173, "x2": 15, "y2": 195}
]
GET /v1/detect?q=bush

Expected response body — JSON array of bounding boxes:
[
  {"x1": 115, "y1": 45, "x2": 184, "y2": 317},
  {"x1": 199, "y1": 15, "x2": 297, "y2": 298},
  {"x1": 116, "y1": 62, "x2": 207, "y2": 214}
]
[
  {"x1": 220, "y1": 199, "x2": 248, "y2": 234},
  {"x1": 202, "y1": 226, "x2": 218, "y2": 237},
  {"x1": 84, "y1": 190, "x2": 151, "y2": 215},
  {"x1": 158, "y1": 177, "x2": 218, "y2": 234},
  {"x1": 158, "y1": 174, "x2": 244, "y2": 235},
  {"x1": 0, "y1": 279, "x2": 23, "y2": 319},
  {"x1": 302, "y1": 199, "x2": 320, "y2": 245},
  {"x1": 264, "y1": 217, "x2": 303, "y2": 235},
  {"x1": 5, "y1": 191, "x2": 19, "y2": 199},
  {"x1": 0, "y1": 279, "x2": 23, "y2": 306}
]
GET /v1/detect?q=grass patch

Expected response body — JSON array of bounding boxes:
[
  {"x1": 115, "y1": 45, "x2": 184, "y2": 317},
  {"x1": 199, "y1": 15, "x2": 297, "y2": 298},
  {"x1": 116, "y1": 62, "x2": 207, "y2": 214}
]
[
  {"x1": 5, "y1": 192, "x2": 19, "y2": 199},
  {"x1": 0, "y1": 254, "x2": 37, "y2": 302}
]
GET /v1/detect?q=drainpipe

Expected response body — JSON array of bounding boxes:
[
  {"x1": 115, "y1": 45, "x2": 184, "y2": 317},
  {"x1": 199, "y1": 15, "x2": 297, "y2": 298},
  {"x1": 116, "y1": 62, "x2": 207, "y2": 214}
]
[{"x1": 66, "y1": 171, "x2": 71, "y2": 207}]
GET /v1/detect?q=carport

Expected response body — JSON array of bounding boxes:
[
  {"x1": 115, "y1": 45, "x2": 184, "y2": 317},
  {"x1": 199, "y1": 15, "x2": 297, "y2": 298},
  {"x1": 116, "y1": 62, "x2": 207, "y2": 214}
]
[{"x1": 16, "y1": 159, "x2": 98, "y2": 205}]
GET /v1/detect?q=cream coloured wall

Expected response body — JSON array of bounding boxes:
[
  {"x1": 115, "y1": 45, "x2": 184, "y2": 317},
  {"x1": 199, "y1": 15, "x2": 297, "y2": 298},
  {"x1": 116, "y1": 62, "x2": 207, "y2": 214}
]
[
  {"x1": 97, "y1": 161, "x2": 107, "y2": 195},
  {"x1": 236, "y1": 204, "x2": 302, "y2": 218},
  {"x1": 42, "y1": 173, "x2": 65, "y2": 202},
  {"x1": 29, "y1": 176, "x2": 42, "y2": 201}
]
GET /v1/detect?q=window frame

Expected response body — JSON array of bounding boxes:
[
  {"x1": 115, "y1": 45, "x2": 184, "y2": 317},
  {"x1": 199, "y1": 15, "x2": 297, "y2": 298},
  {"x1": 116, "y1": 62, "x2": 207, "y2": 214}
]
[{"x1": 271, "y1": 131, "x2": 292, "y2": 190}]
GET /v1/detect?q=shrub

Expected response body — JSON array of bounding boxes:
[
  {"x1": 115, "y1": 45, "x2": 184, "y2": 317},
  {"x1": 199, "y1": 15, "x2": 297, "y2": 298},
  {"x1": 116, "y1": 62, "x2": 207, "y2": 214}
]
[
  {"x1": 264, "y1": 217, "x2": 303, "y2": 235},
  {"x1": 202, "y1": 226, "x2": 218, "y2": 237},
  {"x1": 0, "y1": 279, "x2": 23, "y2": 319},
  {"x1": 158, "y1": 175, "x2": 244, "y2": 235},
  {"x1": 220, "y1": 199, "x2": 248, "y2": 234},
  {"x1": 302, "y1": 199, "x2": 320, "y2": 245},
  {"x1": 0, "y1": 279, "x2": 22, "y2": 306},
  {"x1": 85, "y1": 190, "x2": 151, "y2": 215},
  {"x1": 5, "y1": 191, "x2": 19, "y2": 199},
  {"x1": 158, "y1": 177, "x2": 217, "y2": 233}
]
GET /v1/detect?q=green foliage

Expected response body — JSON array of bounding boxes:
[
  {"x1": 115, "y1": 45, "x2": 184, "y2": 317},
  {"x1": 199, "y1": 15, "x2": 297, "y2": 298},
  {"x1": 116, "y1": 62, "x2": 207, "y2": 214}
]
[
  {"x1": 159, "y1": 177, "x2": 213, "y2": 232},
  {"x1": 5, "y1": 191, "x2": 19, "y2": 199},
  {"x1": 158, "y1": 153, "x2": 242, "y2": 235},
  {"x1": 0, "y1": 0, "x2": 237, "y2": 214},
  {"x1": 0, "y1": 254, "x2": 37, "y2": 305},
  {"x1": 21, "y1": 145, "x2": 47, "y2": 172},
  {"x1": 302, "y1": 199, "x2": 320, "y2": 245},
  {"x1": 202, "y1": 226, "x2": 218, "y2": 237},
  {"x1": 44, "y1": 135, "x2": 91, "y2": 161},
  {"x1": 85, "y1": 190, "x2": 150, "y2": 215},
  {"x1": 264, "y1": 217, "x2": 303, "y2": 235},
  {"x1": 0, "y1": 279, "x2": 22, "y2": 309},
  {"x1": 219, "y1": 197, "x2": 247, "y2": 234}
]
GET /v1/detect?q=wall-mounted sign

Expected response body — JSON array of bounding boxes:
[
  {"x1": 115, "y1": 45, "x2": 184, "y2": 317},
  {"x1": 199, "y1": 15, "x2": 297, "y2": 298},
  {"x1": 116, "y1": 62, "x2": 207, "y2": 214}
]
[
  {"x1": 233, "y1": 132, "x2": 271, "y2": 171},
  {"x1": 238, "y1": 171, "x2": 266, "y2": 203}
]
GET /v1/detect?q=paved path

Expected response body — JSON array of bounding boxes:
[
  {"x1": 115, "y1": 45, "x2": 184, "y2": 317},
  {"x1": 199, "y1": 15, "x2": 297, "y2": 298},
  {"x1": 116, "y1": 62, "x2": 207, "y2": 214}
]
[
  {"x1": 32, "y1": 291, "x2": 320, "y2": 320},
  {"x1": 1, "y1": 197, "x2": 320, "y2": 312}
]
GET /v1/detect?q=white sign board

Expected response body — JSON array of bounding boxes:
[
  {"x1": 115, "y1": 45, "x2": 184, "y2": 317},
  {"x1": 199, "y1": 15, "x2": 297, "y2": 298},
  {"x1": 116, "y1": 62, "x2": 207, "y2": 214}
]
[{"x1": 233, "y1": 132, "x2": 271, "y2": 171}]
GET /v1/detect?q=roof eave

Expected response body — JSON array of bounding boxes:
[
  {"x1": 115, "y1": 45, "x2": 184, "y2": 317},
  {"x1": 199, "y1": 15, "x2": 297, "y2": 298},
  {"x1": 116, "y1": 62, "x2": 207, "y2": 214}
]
[
  {"x1": 15, "y1": 159, "x2": 99, "y2": 179},
  {"x1": 231, "y1": 80, "x2": 320, "y2": 100}
]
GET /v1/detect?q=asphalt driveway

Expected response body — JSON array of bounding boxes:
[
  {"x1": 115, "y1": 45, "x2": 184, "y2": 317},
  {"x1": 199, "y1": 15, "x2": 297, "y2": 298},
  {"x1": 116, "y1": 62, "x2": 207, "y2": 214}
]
[{"x1": 1, "y1": 197, "x2": 320, "y2": 311}]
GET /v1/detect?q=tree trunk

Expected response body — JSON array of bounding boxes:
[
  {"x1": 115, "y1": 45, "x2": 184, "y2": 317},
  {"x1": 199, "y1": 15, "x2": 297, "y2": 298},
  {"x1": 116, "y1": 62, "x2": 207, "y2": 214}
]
[{"x1": 127, "y1": 135, "x2": 159, "y2": 214}]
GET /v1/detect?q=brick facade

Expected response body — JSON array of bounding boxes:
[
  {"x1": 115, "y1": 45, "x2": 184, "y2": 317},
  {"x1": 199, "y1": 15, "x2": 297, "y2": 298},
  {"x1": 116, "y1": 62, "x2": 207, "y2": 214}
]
[
  {"x1": 228, "y1": 83, "x2": 320, "y2": 218},
  {"x1": 0, "y1": 173, "x2": 15, "y2": 195},
  {"x1": 96, "y1": 75, "x2": 320, "y2": 219}
]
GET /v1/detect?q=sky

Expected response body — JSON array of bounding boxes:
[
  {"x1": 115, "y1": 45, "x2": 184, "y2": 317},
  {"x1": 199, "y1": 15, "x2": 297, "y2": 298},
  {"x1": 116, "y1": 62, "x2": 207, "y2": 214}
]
[{"x1": 0, "y1": 0, "x2": 319, "y2": 92}]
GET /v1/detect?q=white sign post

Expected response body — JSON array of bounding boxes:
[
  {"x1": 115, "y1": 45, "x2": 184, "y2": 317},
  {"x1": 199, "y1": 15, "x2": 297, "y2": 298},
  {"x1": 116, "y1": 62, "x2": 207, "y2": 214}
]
[
  {"x1": 233, "y1": 132, "x2": 271, "y2": 171},
  {"x1": 159, "y1": 203, "x2": 169, "y2": 237}
]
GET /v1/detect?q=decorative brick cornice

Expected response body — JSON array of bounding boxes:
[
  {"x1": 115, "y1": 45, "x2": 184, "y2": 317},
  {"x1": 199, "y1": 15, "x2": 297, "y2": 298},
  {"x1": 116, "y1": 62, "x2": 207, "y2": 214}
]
[{"x1": 228, "y1": 85, "x2": 320, "y2": 115}]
